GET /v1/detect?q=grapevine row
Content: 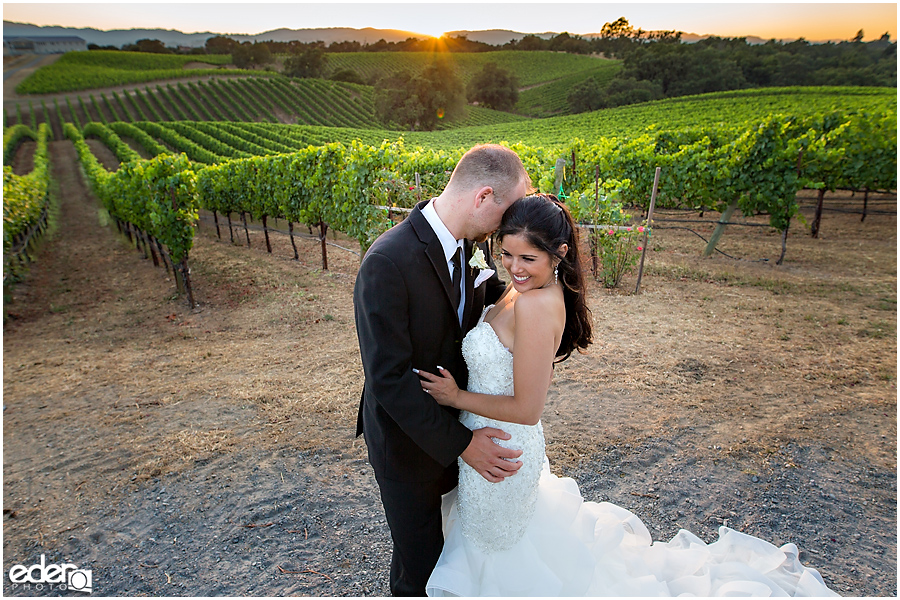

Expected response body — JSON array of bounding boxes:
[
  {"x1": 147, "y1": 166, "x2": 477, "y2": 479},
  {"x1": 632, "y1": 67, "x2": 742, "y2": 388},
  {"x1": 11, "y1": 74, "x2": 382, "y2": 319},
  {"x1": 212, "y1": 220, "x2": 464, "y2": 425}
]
[
  {"x1": 3, "y1": 123, "x2": 53, "y2": 282},
  {"x1": 66, "y1": 110, "x2": 895, "y2": 302}
]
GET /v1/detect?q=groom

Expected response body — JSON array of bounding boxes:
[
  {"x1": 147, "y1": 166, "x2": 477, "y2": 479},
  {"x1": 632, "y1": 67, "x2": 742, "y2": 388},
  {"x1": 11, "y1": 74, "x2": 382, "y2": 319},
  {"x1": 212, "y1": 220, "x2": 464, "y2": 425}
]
[{"x1": 354, "y1": 144, "x2": 531, "y2": 596}]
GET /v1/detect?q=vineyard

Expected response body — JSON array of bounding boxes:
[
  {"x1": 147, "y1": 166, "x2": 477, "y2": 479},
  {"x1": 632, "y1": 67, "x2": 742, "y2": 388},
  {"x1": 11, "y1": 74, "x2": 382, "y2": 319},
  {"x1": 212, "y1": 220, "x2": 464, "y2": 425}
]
[
  {"x1": 4, "y1": 88, "x2": 887, "y2": 307},
  {"x1": 2, "y1": 44, "x2": 898, "y2": 599},
  {"x1": 13, "y1": 50, "x2": 238, "y2": 94},
  {"x1": 6, "y1": 49, "x2": 621, "y2": 127},
  {"x1": 3, "y1": 50, "x2": 897, "y2": 307},
  {"x1": 5, "y1": 75, "x2": 529, "y2": 137}
]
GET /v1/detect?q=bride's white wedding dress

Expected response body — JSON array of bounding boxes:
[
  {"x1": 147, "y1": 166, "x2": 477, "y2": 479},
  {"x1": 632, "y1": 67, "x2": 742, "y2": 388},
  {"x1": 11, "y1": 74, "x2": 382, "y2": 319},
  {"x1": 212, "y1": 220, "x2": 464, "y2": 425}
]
[{"x1": 425, "y1": 308, "x2": 838, "y2": 597}]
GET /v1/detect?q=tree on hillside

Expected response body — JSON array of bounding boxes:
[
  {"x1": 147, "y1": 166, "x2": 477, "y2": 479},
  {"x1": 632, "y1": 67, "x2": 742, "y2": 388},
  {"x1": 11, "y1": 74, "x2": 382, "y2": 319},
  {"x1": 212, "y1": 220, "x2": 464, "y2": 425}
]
[
  {"x1": 374, "y1": 59, "x2": 466, "y2": 130},
  {"x1": 510, "y1": 34, "x2": 548, "y2": 51},
  {"x1": 467, "y1": 62, "x2": 519, "y2": 111},
  {"x1": 232, "y1": 42, "x2": 273, "y2": 69},
  {"x1": 205, "y1": 35, "x2": 237, "y2": 55},
  {"x1": 567, "y1": 76, "x2": 662, "y2": 112},
  {"x1": 329, "y1": 68, "x2": 366, "y2": 85},
  {"x1": 415, "y1": 59, "x2": 466, "y2": 129},
  {"x1": 122, "y1": 39, "x2": 170, "y2": 53},
  {"x1": 283, "y1": 46, "x2": 328, "y2": 78},
  {"x1": 250, "y1": 42, "x2": 272, "y2": 66},
  {"x1": 621, "y1": 42, "x2": 747, "y2": 96},
  {"x1": 374, "y1": 71, "x2": 424, "y2": 130},
  {"x1": 232, "y1": 43, "x2": 253, "y2": 68},
  {"x1": 600, "y1": 17, "x2": 635, "y2": 39}
]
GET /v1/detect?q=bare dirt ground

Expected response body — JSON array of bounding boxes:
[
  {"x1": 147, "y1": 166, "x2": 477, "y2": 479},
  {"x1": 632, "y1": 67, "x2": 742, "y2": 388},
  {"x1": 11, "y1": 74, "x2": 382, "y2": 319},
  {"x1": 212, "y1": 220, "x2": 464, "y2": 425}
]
[
  {"x1": 2, "y1": 54, "x2": 61, "y2": 100},
  {"x1": 3, "y1": 140, "x2": 896, "y2": 596}
]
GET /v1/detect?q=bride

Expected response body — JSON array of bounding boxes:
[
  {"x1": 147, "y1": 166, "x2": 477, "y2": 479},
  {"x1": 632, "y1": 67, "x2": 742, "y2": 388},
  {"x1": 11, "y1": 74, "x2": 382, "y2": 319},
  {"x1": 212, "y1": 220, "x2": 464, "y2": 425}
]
[{"x1": 416, "y1": 194, "x2": 837, "y2": 597}]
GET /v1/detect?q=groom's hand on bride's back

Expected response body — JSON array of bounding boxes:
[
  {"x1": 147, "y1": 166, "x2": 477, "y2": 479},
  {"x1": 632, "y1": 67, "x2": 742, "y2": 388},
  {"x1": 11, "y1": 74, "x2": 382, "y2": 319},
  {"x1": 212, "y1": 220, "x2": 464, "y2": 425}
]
[{"x1": 461, "y1": 428, "x2": 523, "y2": 483}]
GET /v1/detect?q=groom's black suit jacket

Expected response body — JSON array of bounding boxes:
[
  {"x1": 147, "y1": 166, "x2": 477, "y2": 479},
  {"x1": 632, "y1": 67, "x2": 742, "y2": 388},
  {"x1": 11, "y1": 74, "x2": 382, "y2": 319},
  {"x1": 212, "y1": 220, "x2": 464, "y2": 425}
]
[{"x1": 354, "y1": 201, "x2": 506, "y2": 483}]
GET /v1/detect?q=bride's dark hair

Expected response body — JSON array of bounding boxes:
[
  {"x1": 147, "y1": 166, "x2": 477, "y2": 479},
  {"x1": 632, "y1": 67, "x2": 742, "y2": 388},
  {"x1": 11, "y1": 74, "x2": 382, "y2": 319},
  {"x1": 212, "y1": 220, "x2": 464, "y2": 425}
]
[{"x1": 497, "y1": 194, "x2": 592, "y2": 362}]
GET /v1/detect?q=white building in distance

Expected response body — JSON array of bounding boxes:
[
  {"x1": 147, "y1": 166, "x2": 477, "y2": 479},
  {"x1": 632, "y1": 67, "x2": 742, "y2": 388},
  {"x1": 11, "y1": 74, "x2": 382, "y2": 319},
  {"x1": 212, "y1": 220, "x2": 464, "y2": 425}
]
[{"x1": 4, "y1": 36, "x2": 88, "y2": 56}]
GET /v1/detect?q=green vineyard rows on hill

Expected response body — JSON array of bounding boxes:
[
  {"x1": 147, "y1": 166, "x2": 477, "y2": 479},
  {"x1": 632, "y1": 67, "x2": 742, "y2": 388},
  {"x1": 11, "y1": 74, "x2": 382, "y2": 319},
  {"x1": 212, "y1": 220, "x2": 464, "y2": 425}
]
[
  {"x1": 8, "y1": 75, "x2": 526, "y2": 135},
  {"x1": 77, "y1": 87, "x2": 896, "y2": 168},
  {"x1": 398, "y1": 86, "x2": 899, "y2": 150},
  {"x1": 516, "y1": 62, "x2": 621, "y2": 117},
  {"x1": 15, "y1": 50, "x2": 251, "y2": 94},
  {"x1": 64, "y1": 107, "x2": 895, "y2": 294}
]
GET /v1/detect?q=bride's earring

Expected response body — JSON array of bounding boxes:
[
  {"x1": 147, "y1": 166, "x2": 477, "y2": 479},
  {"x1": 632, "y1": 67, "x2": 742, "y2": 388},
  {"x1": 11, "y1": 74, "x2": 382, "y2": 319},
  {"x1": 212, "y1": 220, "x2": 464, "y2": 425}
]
[{"x1": 554, "y1": 265, "x2": 559, "y2": 285}]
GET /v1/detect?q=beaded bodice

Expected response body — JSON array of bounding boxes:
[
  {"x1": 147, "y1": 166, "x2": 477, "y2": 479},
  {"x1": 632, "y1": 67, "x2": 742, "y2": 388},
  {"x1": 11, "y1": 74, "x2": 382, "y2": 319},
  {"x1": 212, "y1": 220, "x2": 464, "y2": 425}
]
[{"x1": 457, "y1": 307, "x2": 545, "y2": 553}]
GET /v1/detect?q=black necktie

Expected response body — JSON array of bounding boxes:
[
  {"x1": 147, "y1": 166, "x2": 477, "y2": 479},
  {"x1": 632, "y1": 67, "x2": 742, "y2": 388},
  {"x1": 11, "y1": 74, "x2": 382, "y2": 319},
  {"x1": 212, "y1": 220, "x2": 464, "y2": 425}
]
[{"x1": 451, "y1": 246, "x2": 462, "y2": 312}]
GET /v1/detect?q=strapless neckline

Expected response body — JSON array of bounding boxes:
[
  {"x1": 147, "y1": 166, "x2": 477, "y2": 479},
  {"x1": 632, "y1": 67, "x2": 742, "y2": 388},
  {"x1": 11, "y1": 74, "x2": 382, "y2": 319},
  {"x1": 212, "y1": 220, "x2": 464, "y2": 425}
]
[{"x1": 477, "y1": 304, "x2": 512, "y2": 356}]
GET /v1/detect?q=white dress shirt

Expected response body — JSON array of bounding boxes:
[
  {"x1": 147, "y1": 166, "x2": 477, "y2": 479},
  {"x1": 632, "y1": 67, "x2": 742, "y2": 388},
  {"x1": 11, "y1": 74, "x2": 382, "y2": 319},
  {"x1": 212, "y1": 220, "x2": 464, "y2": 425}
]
[{"x1": 422, "y1": 199, "x2": 465, "y2": 325}]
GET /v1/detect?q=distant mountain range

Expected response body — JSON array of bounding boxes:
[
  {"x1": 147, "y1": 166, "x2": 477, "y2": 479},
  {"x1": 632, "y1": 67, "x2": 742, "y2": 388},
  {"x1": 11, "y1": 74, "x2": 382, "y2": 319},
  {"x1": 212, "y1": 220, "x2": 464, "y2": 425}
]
[
  {"x1": 446, "y1": 29, "x2": 774, "y2": 45},
  {"x1": 1, "y1": 20, "x2": 796, "y2": 48}
]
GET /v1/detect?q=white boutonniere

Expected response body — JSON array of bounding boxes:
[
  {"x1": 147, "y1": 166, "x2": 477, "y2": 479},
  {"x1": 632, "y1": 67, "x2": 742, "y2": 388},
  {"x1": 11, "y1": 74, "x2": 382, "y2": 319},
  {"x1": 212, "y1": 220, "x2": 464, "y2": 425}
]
[
  {"x1": 469, "y1": 246, "x2": 489, "y2": 270},
  {"x1": 469, "y1": 246, "x2": 494, "y2": 287}
]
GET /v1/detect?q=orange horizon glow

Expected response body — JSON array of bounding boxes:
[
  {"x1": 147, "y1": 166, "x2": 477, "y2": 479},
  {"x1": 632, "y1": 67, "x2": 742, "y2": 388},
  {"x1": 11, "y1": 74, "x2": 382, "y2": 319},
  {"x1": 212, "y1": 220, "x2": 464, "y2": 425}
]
[{"x1": 2, "y1": 4, "x2": 895, "y2": 44}]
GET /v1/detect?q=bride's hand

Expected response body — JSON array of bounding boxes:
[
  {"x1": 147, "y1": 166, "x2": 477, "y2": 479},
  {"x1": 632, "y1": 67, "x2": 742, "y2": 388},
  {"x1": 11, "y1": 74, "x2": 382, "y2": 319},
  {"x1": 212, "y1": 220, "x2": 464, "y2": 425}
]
[{"x1": 414, "y1": 367, "x2": 459, "y2": 407}]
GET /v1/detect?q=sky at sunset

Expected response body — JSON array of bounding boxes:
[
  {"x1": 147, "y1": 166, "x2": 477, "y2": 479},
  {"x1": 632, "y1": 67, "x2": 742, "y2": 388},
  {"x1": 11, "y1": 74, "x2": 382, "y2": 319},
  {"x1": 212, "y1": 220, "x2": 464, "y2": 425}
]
[{"x1": 3, "y1": 2, "x2": 897, "y2": 42}]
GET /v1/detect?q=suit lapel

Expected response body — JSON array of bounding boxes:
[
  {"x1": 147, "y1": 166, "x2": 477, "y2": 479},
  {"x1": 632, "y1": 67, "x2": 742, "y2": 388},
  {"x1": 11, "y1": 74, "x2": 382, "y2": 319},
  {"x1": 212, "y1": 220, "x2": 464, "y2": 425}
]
[
  {"x1": 410, "y1": 203, "x2": 462, "y2": 332},
  {"x1": 461, "y1": 239, "x2": 476, "y2": 330}
]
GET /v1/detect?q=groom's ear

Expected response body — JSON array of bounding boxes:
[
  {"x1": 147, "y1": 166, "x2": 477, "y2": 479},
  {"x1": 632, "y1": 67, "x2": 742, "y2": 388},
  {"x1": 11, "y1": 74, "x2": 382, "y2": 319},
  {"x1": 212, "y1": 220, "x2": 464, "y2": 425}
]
[{"x1": 473, "y1": 186, "x2": 493, "y2": 207}]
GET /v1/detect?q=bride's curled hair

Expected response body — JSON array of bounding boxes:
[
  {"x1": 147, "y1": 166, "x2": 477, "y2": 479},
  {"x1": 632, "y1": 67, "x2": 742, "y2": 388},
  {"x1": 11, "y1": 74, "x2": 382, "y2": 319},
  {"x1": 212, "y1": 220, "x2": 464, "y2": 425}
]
[{"x1": 497, "y1": 194, "x2": 592, "y2": 362}]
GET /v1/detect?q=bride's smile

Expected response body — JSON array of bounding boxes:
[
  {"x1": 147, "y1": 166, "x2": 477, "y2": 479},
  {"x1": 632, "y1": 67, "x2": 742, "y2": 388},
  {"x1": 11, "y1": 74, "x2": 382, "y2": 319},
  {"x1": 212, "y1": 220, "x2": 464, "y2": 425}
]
[{"x1": 500, "y1": 234, "x2": 560, "y2": 292}]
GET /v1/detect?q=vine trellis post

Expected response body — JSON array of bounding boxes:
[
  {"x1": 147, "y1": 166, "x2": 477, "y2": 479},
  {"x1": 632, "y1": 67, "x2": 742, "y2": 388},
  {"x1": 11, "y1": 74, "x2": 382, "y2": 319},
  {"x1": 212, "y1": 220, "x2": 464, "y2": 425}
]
[
  {"x1": 553, "y1": 158, "x2": 566, "y2": 195},
  {"x1": 590, "y1": 165, "x2": 600, "y2": 276},
  {"x1": 703, "y1": 197, "x2": 740, "y2": 257},
  {"x1": 634, "y1": 167, "x2": 661, "y2": 295},
  {"x1": 288, "y1": 222, "x2": 299, "y2": 260},
  {"x1": 241, "y1": 212, "x2": 251, "y2": 246},
  {"x1": 262, "y1": 215, "x2": 272, "y2": 253},
  {"x1": 318, "y1": 221, "x2": 329, "y2": 271}
]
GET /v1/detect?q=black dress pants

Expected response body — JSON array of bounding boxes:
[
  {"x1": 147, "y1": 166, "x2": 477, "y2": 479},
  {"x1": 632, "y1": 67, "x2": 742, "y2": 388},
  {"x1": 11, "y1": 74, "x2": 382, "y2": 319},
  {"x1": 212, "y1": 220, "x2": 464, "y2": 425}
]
[{"x1": 375, "y1": 470, "x2": 457, "y2": 596}]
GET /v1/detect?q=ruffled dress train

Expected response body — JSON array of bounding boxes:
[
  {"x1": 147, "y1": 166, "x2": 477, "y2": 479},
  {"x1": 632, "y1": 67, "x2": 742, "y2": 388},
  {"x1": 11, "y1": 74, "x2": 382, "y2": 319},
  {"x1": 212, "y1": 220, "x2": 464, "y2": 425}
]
[{"x1": 426, "y1": 310, "x2": 837, "y2": 597}]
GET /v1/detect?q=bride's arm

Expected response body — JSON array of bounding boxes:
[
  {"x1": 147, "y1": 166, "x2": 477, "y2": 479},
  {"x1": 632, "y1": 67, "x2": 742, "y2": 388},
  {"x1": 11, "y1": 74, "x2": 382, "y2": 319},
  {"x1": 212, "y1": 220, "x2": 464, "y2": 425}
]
[{"x1": 418, "y1": 292, "x2": 561, "y2": 426}]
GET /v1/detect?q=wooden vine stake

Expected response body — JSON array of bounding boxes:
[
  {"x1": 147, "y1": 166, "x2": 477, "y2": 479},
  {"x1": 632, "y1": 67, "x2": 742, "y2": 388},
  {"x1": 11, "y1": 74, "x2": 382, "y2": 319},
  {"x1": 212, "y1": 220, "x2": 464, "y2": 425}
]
[
  {"x1": 777, "y1": 148, "x2": 804, "y2": 266},
  {"x1": 319, "y1": 221, "x2": 329, "y2": 271},
  {"x1": 169, "y1": 187, "x2": 195, "y2": 309},
  {"x1": 148, "y1": 234, "x2": 160, "y2": 268},
  {"x1": 262, "y1": 215, "x2": 272, "y2": 253},
  {"x1": 553, "y1": 158, "x2": 566, "y2": 196},
  {"x1": 810, "y1": 188, "x2": 826, "y2": 238},
  {"x1": 137, "y1": 227, "x2": 148, "y2": 259},
  {"x1": 634, "y1": 167, "x2": 661, "y2": 295},
  {"x1": 861, "y1": 188, "x2": 869, "y2": 222},
  {"x1": 156, "y1": 238, "x2": 170, "y2": 274},
  {"x1": 702, "y1": 197, "x2": 740, "y2": 257},
  {"x1": 590, "y1": 165, "x2": 599, "y2": 276},
  {"x1": 241, "y1": 212, "x2": 251, "y2": 246},
  {"x1": 213, "y1": 210, "x2": 221, "y2": 239},
  {"x1": 180, "y1": 259, "x2": 195, "y2": 309},
  {"x1": 227, "y1": 213, "x2": 234, "y2": 244},
  {"x1": 288, "y1": 222, "x2": 299, "y2": 260}
]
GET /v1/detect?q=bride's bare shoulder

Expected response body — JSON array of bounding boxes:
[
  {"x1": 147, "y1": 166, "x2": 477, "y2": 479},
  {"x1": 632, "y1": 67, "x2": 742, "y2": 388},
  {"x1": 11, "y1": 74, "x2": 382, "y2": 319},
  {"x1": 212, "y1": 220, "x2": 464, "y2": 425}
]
[{"x1": 513, "y1": 287, "x2": 565, "y2": 319}]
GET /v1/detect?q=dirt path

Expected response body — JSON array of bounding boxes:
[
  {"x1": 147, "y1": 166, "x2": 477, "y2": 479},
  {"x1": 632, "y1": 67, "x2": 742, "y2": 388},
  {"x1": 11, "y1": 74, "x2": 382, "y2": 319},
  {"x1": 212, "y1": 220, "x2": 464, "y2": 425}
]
[
  {"x1": 2, "y1": 148, "x2": 896, "y2": 596},
  {"x1": 2, "y1": 54, "x2": 61, "y2": 98},
  {"x1": 10, "y1": 141, "x2": 36, "y2": 175}
]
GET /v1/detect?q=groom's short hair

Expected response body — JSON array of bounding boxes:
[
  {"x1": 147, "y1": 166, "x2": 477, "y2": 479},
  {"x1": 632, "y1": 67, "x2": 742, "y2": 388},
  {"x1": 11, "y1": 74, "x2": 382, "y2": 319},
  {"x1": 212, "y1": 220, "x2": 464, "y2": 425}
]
[{"x1": 448, "y1": 144, "x2": 532, "y2": 202}]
